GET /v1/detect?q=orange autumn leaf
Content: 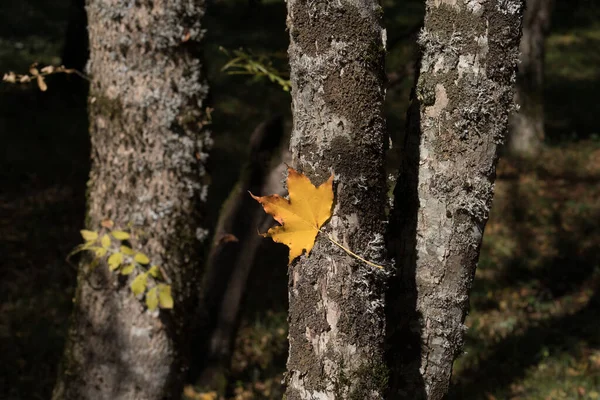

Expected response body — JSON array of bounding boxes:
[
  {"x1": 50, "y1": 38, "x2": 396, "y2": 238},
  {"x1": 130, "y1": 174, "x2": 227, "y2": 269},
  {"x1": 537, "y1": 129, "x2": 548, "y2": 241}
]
[{"x1": 250, "y1": 167, "x2": 334, "y2": 264}]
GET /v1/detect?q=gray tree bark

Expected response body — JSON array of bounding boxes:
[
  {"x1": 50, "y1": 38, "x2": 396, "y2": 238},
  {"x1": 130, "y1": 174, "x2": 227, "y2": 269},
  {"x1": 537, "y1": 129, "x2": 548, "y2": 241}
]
[
  {"x1": 52, "y1": 1, "x2": 210, "y2": 399},
  {"x1": 285, "y1": 1, "x2": 390, "y2": 399},
  {"x1": 508, "y1": 0, "x2": 553, "y2": 157},
  {"x1": 387, "y1": 1, "x2": 524, "y2": 399}
]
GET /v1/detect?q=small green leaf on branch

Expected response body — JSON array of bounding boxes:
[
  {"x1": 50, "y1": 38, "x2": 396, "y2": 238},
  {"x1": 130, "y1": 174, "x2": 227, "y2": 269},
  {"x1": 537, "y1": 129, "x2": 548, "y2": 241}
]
[
  {"x1": 134, "y1": 253, "x2": 150, "y2": 264},
  {"x1": 146, "y1": 287, "x2": 159, "y2": 310},
  {"x1": 131, "y1": 273, "x2": 148, "y2": 296},
  {"x1": 112, "y1": 231, "x2": 130, "y2": 240},
  {"x1": 80, "y1": 230, "x2": 98, "y2": 241}
]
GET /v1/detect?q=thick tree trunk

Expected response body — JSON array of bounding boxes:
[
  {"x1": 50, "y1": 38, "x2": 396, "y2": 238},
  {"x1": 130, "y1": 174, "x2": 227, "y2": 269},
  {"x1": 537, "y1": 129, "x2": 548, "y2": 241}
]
[
  {"x1": 507, "y1": 0, "x2": 553, "y2": 158},
  {"x1": 285, "y1": 1, "x2": 389, "y2": 399},
  {"x1": 387, "y1": 1, "x2": 524, "y2": 399},
  {"x1": 52, "y1": 1, "x2": 210, "y2": 399}
]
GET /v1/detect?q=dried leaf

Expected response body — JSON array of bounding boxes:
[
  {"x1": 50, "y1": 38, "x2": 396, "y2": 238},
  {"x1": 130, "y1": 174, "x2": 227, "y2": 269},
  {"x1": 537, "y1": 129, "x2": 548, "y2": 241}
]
[
  {"x1": 3, "y1": 72, "x2": 16, "y2": 83},
  {"x1": 218, "y1": 233, "x2": 239, "y2": 245},
  {"x1": 36, "y1": 76, "x2": 47, "y2": 91},
  {"x1": 101, "y1": 219, "x2": 114, "y2": 228},
  {"x1": 251, "y1": 167, "x2": 334, "y2": 264},
  {"x1": 183, "y1": 386, "x2": 218, "y2": 400}
]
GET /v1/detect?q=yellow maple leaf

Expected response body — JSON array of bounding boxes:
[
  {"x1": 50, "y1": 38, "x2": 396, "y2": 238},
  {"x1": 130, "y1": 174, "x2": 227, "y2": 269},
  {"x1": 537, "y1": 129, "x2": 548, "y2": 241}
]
[{"x1": 250, "y1": 167, "x2": 334, "y2": 264}]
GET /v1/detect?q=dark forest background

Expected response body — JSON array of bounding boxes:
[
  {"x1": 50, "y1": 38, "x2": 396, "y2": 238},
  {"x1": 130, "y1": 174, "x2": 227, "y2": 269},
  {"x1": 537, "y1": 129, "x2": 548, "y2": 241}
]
[{"x1": 1, "y1": 0, "x2": 599, "y2": 399}]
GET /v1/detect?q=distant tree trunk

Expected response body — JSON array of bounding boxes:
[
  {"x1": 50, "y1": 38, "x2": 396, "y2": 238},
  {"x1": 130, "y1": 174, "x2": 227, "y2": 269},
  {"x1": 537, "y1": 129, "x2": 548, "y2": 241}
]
[
  {"x1": 285, "y1": 1, "x2": 389, "y2": 399},
  {"x1": 387, "y1": 1, "x2": 524, "y2": 399},
  {"x1": 52, "y1": 1, "x2": 211, "y2": 399},
  {"x1": 507, "y1": 0, "x2": 553, "y2": 157},
  {"x1": 195, "y1": 116, "x2": 289, "y2": 387},
  {"x1": 61, "y1": 0, "x2": 88, "y2": 71}
]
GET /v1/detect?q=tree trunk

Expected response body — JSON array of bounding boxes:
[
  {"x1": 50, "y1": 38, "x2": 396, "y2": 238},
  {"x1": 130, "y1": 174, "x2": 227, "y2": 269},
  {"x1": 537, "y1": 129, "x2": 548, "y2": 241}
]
[
  {"x1": 387, "y1": 1, "x2": 524, "y2": 399},
  {"x1": 52, "y1": 1, "x2": 211, "y2": 399},
  {"x1": 195, "y1": 116, "x2": 289, "y2": 387},
  {"x1": 61, "y1": 0, "x2": 88, "y2": 71},
  {"x1": 507, "y1": 0, "x2": 553, "y2": 158},
  {"x1": 285, "y1": 1, "x2": 389, "y2": 399}
]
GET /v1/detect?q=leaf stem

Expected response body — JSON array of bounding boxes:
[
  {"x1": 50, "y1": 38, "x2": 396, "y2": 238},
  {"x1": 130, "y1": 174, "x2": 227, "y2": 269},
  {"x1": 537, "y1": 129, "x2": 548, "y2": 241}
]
[{"x1": 322, "y1": 232, "x2": 384, "y2": 269}]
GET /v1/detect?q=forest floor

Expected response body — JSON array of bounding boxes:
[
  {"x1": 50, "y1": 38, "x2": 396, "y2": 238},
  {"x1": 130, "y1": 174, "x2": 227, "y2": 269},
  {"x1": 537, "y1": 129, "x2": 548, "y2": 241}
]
[{"x1": 1, "y1": 0, "x2": 599, "y2": 399}]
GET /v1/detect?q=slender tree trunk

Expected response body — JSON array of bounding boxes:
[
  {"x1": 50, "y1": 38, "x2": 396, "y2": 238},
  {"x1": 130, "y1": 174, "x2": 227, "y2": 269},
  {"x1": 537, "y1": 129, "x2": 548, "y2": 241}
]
[
  {"x1": 52, "y1": 1, "x2": 211, "y2": 399},
  {"x1": 61, "y1": 0, "x2": 88, "y2": 71},
  {"x1": 507, "y1": 0, "x2": 553, "y2": 157},
  {"x1": 285, "y1": 1, "x2": 389, "y2": 398},
  {"x1": 196, "y1": 117, "x2": 289, "y2": 386},
  {"x1": 387, "y1": 1, "x2": 524, "y2": 399}
]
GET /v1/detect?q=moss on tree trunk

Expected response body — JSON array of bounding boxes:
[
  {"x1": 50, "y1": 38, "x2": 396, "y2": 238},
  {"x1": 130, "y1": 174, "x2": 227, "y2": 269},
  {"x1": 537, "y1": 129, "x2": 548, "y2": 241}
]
[
  {"x1": 52, "y1": 1, "x2": 211, "y2": 399},
  {"x1": 386, "y1": 1, "x2": 524, "y2": 399},
  {"x1": 285, "y1": 0, "x2": 390, "y2": 398}
]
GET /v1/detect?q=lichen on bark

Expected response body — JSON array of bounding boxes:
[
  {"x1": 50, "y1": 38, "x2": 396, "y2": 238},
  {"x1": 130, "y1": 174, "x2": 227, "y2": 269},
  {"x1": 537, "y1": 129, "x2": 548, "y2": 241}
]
[
  {"x1": 285, "y1": 0, "x2": 390, "y2": 398},
  {"x1": 52, "y1": 0, "x2": 211, "y2": 399},
  {"x1": 387, "y1": 1, "x2": 524, "y2": 399}
]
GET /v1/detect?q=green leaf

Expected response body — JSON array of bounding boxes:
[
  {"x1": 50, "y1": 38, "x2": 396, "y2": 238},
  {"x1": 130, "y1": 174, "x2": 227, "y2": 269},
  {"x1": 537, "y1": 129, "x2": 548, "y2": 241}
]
[
  {"x1": 120, "y1": 245, "x2": 135, "y2": 256},
  {"x1": 120, "y1": 264, "x2": 135, "y2": 275},
  {"x1": 108, "y1": 252, "x2": 123, "y2": 271},
  {"x1": 134, "y1": 252, "x2": 150, "y2": 264},
  {"x1": 131, "y1": 273, "x2": 148, "y2": 296},
  {"x1": 146, "y1": 287, "x2": 159, "y2": 311},
  {"x1": 148, "y1": 265, "x2": 160, "y2": 278},
  {"x1": 112, "y1": 231, "x2": 130, "y2": 240},
  {"x1": 95, "y1": 247, "x2": 107, "y2": 257},
  {"x1": 80, "y1": 230, "x2": 98, "y2": 241},
  {"x1": 158, "y1": 284, "x2": 173, "y2": 309},
  {"x1": 101, "y1": 234, "x2": 111, "y2": 249}
]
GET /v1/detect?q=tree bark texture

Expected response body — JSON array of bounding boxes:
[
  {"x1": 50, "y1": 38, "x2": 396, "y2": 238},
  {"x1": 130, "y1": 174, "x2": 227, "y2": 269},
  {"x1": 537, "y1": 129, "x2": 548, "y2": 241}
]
[
  {"x1": 387, "y1": 1, "x2": 523, "y2": 399},
  {"x1": 508, "y1": 0, "x2": 553, "y2": 157},
  {"x1": 285, "y1": 1, "x2": 390, "y2": 399},
  {"x1": 53, "y1": 1, "x2": 211, "y2": 399}
]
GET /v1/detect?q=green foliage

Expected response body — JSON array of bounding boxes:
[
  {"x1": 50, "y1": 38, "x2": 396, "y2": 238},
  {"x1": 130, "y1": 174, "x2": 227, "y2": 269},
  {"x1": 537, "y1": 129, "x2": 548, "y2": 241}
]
[
  {"x1": 134, "y1": 252, "x2": 150, "y2": 265},
  {"x1": 131, "y1": 273, "x2": 148, "y2": 296},
  {"x1": 70, "y1": 220, "x2": 173, "y2": 312},
  {"x1": 157, "y1": 284, "x2": 174, "y2": 309},
  {"x1": 220, "y1": 47, "x2": 291, "y2": 92}
]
